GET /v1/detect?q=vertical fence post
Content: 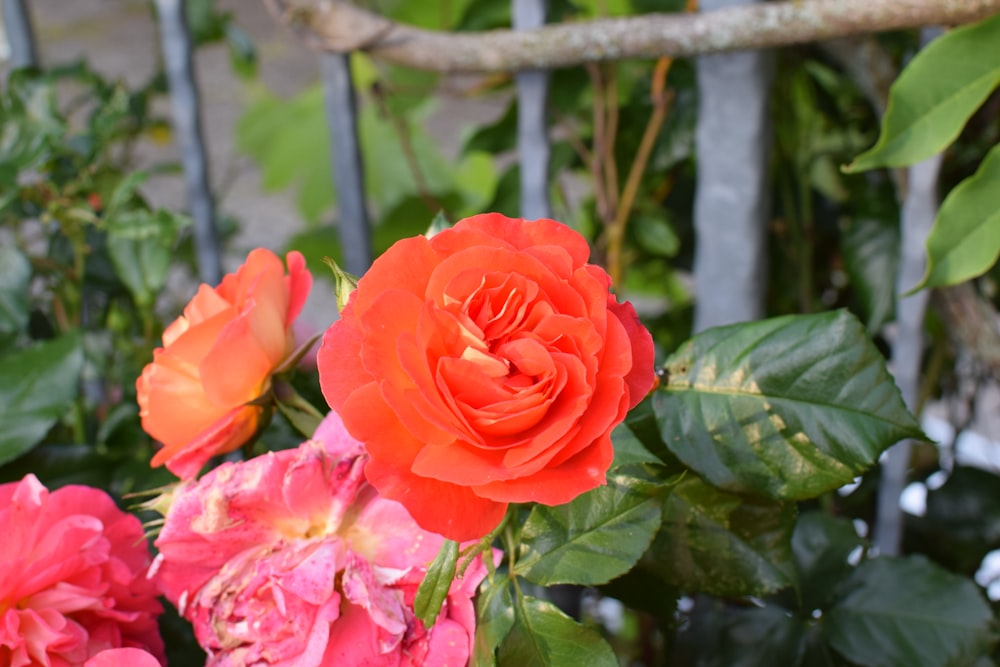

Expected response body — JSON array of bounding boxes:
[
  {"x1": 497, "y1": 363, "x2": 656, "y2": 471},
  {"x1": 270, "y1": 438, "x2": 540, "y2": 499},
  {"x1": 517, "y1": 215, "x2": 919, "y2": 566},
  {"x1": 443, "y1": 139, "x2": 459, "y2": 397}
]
[
  {"x1": 1, "y1": 0, "x2": 37, "y2": 69},
  {"x1": 152, "y1": 0, "x2": 222, "y2": 285},
  {"x1": 691, "y1": 0, "x2": 773, "y2": 332},
  {"x1": 513, "y1": 0, "x2": 551, "y2": 221},
  {"x1": 874, "y1": 27, "x2": 943, "y2": 557},
  {"x1": 320, "y1": 52, "x2": 372, "y2": 276}
]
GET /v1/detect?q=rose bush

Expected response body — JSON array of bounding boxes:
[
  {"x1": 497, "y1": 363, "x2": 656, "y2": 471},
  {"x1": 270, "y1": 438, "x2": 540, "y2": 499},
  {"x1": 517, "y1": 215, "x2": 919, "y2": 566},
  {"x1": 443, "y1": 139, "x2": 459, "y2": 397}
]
[
  {"x1": 137, "y1": 248, "x2": 312, "y2": 479},
  {"x1": 318, "y1": 214, "x2": 655, "y2": 540},
  {"x1": 0, "y1": 475, "x2": 164, "y2": 667},
  {"x1": 152, "y1": 412, "x2": 492, "y2": 666}
]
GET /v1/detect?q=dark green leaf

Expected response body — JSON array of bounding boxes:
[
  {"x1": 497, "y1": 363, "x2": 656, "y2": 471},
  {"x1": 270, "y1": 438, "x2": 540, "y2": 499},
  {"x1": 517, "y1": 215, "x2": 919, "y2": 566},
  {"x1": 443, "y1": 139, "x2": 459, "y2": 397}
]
[
  {"x1": 497, "y1": 595, "x2": 617, "y2": 667},
  {"x1": 413, "y1": 539, "x2": 459, "y2": 629},
  {"x1": 649, "y1": 476, "x2": 797, "y2": 597},
  {"x1": 655, "y1": 310, "x2": 922, "y2": 500},
  {"x1": 0, "y1": 333, "x2": 84, "y2": 464},
  {"x1": 669, "y1": 595, "x2": 808, "y2": 666},
  {"x1": 515, "y1": 467, "x2": 663, "y2": 586},
  {"x1": 673, "y1": 601, "x2": 809, "y2": 667},
  {"x1": 792, "y1": 511, "x2": 864, "y2": 612},
  {"x1": 472, "y1": 575, "x2": 515, "y2": 667},
  {"x1": 825, "y1": 556, "x2": 996, "y2": 667},
  {"x1": 598, "y1": 566, "x2": 679, "y2": 621},
  {"x1": 846, "y1": 13, "x2": 1000, "y2": 171},
  {"x1": 910, "y1": 466, "x2": 1000, "y2": 574},
  {"x1": 911, "y1": 141, "x2": 1000, "y2": 292},
  {"x1": 0, "y1": 245, "x2": 31, "y2": 348},
  {"x1": 925, "y1": 467, "x2": 1000, "y2": 545},
  {"x1": 841, "y1": 216, "x2": 899, "y2": 332}
]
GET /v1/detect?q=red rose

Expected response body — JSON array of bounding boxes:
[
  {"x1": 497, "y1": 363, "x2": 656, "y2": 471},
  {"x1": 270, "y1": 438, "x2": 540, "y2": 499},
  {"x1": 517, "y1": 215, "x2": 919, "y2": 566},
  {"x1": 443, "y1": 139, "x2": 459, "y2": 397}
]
[{"x1": 318, "y1": 214, "x2": 654, "y2": 541}]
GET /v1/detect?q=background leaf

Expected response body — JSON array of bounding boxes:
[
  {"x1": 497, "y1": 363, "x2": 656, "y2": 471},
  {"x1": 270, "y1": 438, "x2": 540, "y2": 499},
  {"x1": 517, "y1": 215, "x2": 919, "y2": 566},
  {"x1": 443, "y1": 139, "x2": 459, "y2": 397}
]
[
  {"x1": 654, "y1": 310, "x2": 922, "y2": 500},
  {"x1": 911, "y1": 141, "x2": 1000, "y2": 291},
  {"x1": 0, "y1": 333, "x2": 84, "y2": 464},
  {"x1": 791, "y1": 512, "x2": 865, "y2": 612},
  {"x1": 648, "y1": 476, "x2": 797, "y2": 597},
  {"x1": 840, "y1": 215, "x2": 899, "y2": 332},
  {"x1": 845, "y1": 12, "x2": 1000, "y2": 171},
  {"x1": 498, "y1": 595, "x2": 617, "y2": 667},
  {"x1": 515, "y1": 466, "x2": 663, "y2": 586},
  {"x1": 106, "y1": 209, "x2": 189, "y2": 306},
  {"x1": 0, "y1": 245, "x2": 31, "y2": 349},
  {"x1": 825, "y1": 556, "x2": 996, "y2": 667},
  {"x1": 669, "y1": 599, "x2": 809, "y2": 667}
]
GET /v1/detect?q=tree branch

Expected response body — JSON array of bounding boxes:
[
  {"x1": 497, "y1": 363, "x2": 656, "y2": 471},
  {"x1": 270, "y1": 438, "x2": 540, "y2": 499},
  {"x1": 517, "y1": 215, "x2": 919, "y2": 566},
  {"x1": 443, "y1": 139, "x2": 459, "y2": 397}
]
[{"x1": 263, "y1": 0, "x2": 1000, "y2": 73}]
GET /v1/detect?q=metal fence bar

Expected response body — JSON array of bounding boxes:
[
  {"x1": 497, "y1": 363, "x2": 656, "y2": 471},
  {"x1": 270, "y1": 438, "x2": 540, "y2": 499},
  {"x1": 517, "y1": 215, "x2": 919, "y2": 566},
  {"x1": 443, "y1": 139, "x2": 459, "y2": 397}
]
[
  {"x1": 320, "y1": 52, "x2": 372, "y2": 276},
  {"x1": 153, "y1": 0, "x2": 222, "y2": 285},
  {"x1": 874, "y1": 27, "x2": 943, "y2": 557},
  {"x1": 513, "y1": 0, "x2": 551, "y2": 221},
  {"x1": 691, "y1": 0, "x2": 773, "y2": 332},
  {"x1": 1, "y1": 0, "x2": 38, "y2": 69}
]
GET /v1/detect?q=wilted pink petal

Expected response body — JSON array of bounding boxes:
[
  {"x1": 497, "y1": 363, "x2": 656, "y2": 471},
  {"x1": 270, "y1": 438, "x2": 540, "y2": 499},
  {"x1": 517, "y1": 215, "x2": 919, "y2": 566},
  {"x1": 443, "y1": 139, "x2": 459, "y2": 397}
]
[
  {"x1": 85, "y1": 647, "x2": 162, "y2": 667},
  {"x1": 153, "y1": 411, "x2": 495, "y2": 666}
]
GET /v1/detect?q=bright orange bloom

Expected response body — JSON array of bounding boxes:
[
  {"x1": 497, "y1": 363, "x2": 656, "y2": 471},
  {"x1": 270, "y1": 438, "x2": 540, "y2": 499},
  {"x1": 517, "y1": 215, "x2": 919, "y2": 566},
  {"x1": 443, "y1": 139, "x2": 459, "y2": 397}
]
[
  {"x1": 138, "y1": 249, "x2": 312, "y2": 479},
  {"x1": 318, "y1": 214, "x2": 655, "y2": 541}
]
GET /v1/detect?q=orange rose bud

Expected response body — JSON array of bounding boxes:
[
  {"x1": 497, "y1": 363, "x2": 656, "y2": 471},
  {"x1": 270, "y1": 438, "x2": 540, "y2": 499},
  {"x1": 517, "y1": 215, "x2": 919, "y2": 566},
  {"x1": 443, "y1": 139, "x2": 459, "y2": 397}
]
[
  {"x1": 318, "y1": 214, "x2": 655, "y2": 541},
  {"x1": 138, "y1": 249, "x2": 312, "y2": 479}
]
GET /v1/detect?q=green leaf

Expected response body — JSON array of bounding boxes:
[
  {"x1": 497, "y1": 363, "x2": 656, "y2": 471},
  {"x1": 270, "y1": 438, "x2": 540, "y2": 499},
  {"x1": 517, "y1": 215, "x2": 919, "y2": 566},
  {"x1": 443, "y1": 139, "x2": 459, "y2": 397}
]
[
  {"x1": 515, "y1": 468, "x2": 663, "y2": 586},
  {"x1": 648, "y1": 476, "x2": 797, "y2": 597},
  {"x1": 825, "y1": 556, "x2": 996, "y2": 667},
  {"x1": 634, "y1": 215, "x2": 680, "y2": 257},
  {"x1": 0, "y1": 245, "x2": 31, "y2": 348},
  {"x1": 791, "y1": 512, "x2": 864, "y2": 612},
  {"x1": 841, "y1": 215, "x2": 899, "y2": 332},
  {"x1": 106, "y1": 209, "x2": 189, "y2": 306},
  {"x1": 413, "y1": 539, "x2": 459, "y2": 629},
  {"x1": 0, "y1": 333, "x2": 84, "y2": 464},
  {"x1": 611, "y1": 423, "x2": 664, "y2": 468},
  {"x1": 845, "y1": 13, "x2": 1000, "y2": 171},
  {"x1": 472, "y1": 575, "x2": 515, "y2": 667},
  {"x1": 105, "y1": 170, "x2": 149, "y2": 216},
  {"x1": 910, "y1": 141, "x2": 1000, "y2": 292},
  {"x1": 654, "y1": 310, "x2": 922, "y2": 500},
  {"x1": 497, "y1": 595, "x2": 617, "y2": 667}
]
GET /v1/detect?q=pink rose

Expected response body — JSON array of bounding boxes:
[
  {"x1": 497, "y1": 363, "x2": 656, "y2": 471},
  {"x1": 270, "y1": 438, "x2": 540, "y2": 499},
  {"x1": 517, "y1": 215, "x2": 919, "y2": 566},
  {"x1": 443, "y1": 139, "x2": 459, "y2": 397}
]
[
  {"x1": 153, "y1": 412, "x2": 494, "y2": 666},
  {"x1": 0, "y1": 475, "x2": 164, "y2": 667}
]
